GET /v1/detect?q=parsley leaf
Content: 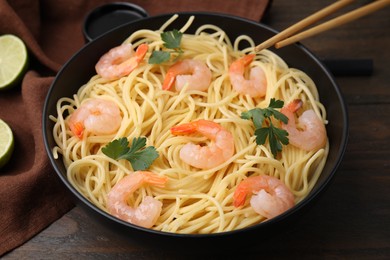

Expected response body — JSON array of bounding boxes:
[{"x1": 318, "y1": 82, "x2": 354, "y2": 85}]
[
  {"x1": 161, "y1": 29, "x2": 182, "y2": 49},
  {"x1": 102, "y1": 137, "x2": 159, "y2": 171},
  {"x1": 148, "y1": 51, "x2": 171, "y2": 64},
  {"x1": 101, "y1": 138, "x2": 129, "y2": 159},
  {"x1": 148, "y1": 29, "x2": 183, "y2": 64},
  {"x1": 241, "y1": 98, "x2": 289, "y2": 157},
  {"x1": 242, "y1": 109, "x2": 265, "y2": 129}
]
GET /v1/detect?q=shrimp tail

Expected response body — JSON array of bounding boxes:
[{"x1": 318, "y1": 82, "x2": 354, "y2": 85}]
[
  {"x1": 240, "y1": 54, "x2": 256, "y2": 66},
  {"x1": 162, "y1": 60, "x2": 186, "y2": 90},
  {"x1": 230, "y1": 54, "x2": 255, "y2": 73},
  {"x1": 139, "y1": 171, "x2": 168, "y2": 188},
  {"x1": 162, "y1": 71, "x2": 176, "y2": 90},
  {"x1": 170, "y1": 119, "x2": 222, "y2": 136},
  {"x1": 69, "y1": 121, "x2": 84, "y2": 139},
  {"x1": 118, "y1": 43, "x2": 148, "y2": 73},
  {"x1": 286, "y1": 99, "x2": 303, "y2": 113},
  {"x1": 233, "y1": 179, "x2": 252, "y2": 207},
  {"x1": 162, "y1": 60, "x2": 185, "y2": 90},
  {"x1": 170, "y1": 121, "x2": 199, "y2": 135},
  {"x1": 135, "y1": 43, "x2": 148, "y2": 61},
  {"x1": 233, "y1": 187, "x2": 248, "y2": 207}
]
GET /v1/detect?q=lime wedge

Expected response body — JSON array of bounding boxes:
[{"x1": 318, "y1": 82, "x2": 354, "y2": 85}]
[
  {"x1": 0, "y1": 34, "x2": 28, "y2": 90},
  {"x1": 0, "y1": 119, "x2": 14, "y2": 168}
]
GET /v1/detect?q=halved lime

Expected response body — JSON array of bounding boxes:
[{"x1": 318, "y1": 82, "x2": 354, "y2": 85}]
[
  {"x1": 0, "y1": 34, "x2": 28, "y2": 90},
  {"x1": 0, "y1": 119, "x2": 14, "y2": 169}
]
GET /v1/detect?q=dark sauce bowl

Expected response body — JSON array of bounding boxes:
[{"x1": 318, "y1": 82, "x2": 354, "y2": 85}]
[
  {"x1": 43, "y1": 12, "x2": 348, "y2": 250},
  {"x1": 83, "y1": 2, "x2": 148, "y2": 42}
]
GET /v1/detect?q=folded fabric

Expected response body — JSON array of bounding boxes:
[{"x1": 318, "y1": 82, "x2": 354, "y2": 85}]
[{"x1": 0, "y1": 0, "x2": 269, "y2": 255}]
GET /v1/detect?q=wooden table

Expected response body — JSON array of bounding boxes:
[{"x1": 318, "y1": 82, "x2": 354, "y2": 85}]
[{"x1": 4, "y1": 1, "x2": 390, "y2": 259}]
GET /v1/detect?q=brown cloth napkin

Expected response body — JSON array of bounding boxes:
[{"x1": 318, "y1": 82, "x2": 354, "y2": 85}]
[{"x1": 0, "y1": 0, "x2": 269, "y2": 255}]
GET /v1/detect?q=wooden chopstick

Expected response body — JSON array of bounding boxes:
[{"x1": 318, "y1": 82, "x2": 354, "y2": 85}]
[
  {"x1": 255, "y1": 0, "x2": 390, "y2": 52},
  {"x1": 255, "y1": 0, "x2": 354, "y2": 52}
]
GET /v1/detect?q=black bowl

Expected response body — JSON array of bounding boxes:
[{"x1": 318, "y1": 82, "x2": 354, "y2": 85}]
[{"x1": 43, "y1": 12, "x2": 348, "y2": 249}]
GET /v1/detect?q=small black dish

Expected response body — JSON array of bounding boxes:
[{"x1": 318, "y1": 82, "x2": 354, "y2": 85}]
[{"x1": 83, "y1": 2, "x2": 148, "y2": 42}]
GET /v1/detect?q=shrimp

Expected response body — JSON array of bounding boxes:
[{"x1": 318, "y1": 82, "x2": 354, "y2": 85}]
[
  {"x1": 233, "y1": 175, "x2": 295, "y2": 219},
  {"x1": 107, "y1": 171, "x2": 168, "y2": 228},
  {"x1": 281, "y1": 99, "x2": 327, "y2": 151},
  {"x1": 162, "y1": 59, "x2": 212, "y2": 91},
  {"x1": 68, "y1": 98, "x2": 122, "y2": 139},
  {"x1": 229, "y1": 54, "x2": 267, "y2": 98},
  {"x1": 170, "y1": 119, "x2": 234, "y2": 169},
  {"x1": 95, "y1": 43, "x2": 148, "y2": 80}
]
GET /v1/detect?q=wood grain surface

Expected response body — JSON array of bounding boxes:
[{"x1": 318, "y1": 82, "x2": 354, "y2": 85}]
[{"x1": 4, "y1": 0, "x2": 390, "y2": 259}]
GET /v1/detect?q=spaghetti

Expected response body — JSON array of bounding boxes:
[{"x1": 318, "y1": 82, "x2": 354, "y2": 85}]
[{"x1": 50, "y1": 15, "x2": 329, "y2": 234}]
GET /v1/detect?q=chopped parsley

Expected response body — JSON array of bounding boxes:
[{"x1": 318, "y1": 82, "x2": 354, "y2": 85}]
[
  {"x1": 102, "y1": 137, "x2": 159, "y2": 171},
  {"x1": 241, "y1": 98, "x2": 289, "y2": 157},
  {"x1": 148, "y1": 29, "x2": 183, "y2": 64}
]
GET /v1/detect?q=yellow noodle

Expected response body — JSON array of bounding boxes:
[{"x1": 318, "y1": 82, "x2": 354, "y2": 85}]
[{"x1": 50, "y1": 15, "x2": 329, "y2": 234}]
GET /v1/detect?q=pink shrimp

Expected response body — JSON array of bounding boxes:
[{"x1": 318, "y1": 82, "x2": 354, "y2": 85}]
[
  {"x1": 95, "y1": 43, "x2": 148, "y2": 80},
  {"x1": 233, "y1": 175, "x2": 295, "y2": 219},
  {"x1": 170, "y1": 119, "x2": 234, "y2": 169},
  {"x1": 68, "y1": 98, "x2": 122, "y2": 139},
  {"x1": 229, "y1": 54, "x2": 267, "y2": 98},
  {"x1": 162, "y1": 59, "x2": 212, "y2": 91},
  {"x1": 107, "y1": 171, "x2": 168, "y2": 228},
  {"x1": 281, "y1": 99, "x2": 327, "y2": 151}
]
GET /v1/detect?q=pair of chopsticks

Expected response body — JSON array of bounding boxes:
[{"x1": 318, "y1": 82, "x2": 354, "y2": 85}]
[{"x1": 255, "y1": 0, "x2": 390, "y2": 52}]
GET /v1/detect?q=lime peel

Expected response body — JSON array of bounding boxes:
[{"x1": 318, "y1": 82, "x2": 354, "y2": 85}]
[
  {"x1": 0, "y1": 119, "x2": 14, "y2": 169},
  {"x1": 0, "y1": 34, "x2": 29, "y2": 90}
]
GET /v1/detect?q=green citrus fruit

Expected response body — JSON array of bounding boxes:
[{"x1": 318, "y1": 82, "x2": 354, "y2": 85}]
[
  {"x1": 0, "y1": 34, "x2": 28, "y2": 90},
  {"x1": 0, "y1": 119, "x2": 14, "y2": 169}
]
